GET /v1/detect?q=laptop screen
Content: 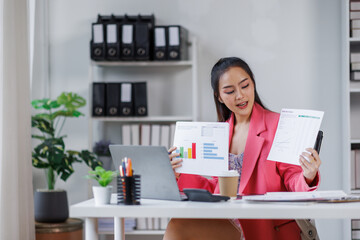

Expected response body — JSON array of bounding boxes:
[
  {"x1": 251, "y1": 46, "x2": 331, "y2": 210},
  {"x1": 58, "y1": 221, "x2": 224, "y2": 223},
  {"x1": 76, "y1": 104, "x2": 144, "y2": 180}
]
[{"x1": 109, "y1": 145, "x2": 183, "y2": 201}]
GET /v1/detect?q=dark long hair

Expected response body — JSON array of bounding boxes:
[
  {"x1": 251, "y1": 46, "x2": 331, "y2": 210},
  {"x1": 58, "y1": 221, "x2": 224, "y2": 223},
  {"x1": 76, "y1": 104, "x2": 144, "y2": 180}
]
[{"x1": 211, "y1": 57, "x2": 267, "y2": 122}]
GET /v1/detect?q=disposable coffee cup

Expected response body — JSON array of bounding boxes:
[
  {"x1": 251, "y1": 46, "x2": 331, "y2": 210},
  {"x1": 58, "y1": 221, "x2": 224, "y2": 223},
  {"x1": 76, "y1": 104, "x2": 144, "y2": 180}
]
[{"x1": 218, "y1": 170, "x2": 239, "y2": 199}]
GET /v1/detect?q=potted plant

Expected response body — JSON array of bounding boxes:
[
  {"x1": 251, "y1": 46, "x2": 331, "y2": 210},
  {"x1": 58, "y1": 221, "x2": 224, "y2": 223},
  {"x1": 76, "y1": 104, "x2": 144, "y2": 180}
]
[
  {"x1": 93, "y1": 140, "x2": 114, "y2": 170},
  {"x1": 85, "y1": 166, "x2": 118, "y2": 205},
  {"x1": 31, "y1": 92, "x2": 102, "y2": 222}
]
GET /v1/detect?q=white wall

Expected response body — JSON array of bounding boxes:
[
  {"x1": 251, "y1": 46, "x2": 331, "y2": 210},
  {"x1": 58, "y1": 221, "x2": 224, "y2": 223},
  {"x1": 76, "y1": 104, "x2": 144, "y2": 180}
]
[{"x1": 32, "y1": 0, "x2": 343, "y2": 239}]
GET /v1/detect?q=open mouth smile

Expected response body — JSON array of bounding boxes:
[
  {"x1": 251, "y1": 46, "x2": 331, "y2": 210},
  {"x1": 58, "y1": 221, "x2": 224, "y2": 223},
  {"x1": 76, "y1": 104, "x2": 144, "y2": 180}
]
[{"x1": 236, "y1": 101, "x2": 248, "y2": 109}]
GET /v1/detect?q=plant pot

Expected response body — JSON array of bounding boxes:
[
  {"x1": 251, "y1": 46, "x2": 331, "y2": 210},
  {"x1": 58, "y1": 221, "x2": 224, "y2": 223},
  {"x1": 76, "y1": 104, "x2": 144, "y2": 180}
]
[
  {"x1": 93, "y1": 186, "x2": 113, "y2": 205},
  {"x1": 34, "y1": 189, "x2": 69, "y2": 223}
]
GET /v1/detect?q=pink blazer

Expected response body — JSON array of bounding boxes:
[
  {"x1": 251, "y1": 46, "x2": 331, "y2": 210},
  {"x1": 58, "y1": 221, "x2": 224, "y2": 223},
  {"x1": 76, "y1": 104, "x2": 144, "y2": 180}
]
[{"x1": 177, "y1": 103, "x2": 320, "y2": 240}]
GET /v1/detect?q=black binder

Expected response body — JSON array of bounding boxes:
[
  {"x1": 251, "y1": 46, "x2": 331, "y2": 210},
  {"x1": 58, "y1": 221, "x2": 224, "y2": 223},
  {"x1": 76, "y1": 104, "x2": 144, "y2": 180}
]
[
  {"x1": 167, "y1": 25, "x2": 188, "y2": 61},
  {"x1": 105, "y1": 21, "x2": 120, "y2": 60},
  {"x1": 153, "y1": 26, "x2": 167, "y2": 61},
  {"x1": 90, "y1": 23, "x2": 106, "y2": 61},
  {"x1": 119, "y1": 82, "x2": 133, "y2": 116},
  {"x1": 121, "y1": 24, "x2": 135, "y2": 60},
  {"x1": 133, "y1": 82, "x2": 148, "y2": 116},
  {"x1": 106, "y1": 83, "x2": 121, "y2": 116},
  {"x1": 92, "y1": 83, "x2": 106, "y2": 116},
  {"x1": 135, "y1": 15, "x2": 154, "y2": 60},
  {"x1": 135, "y1": 23, "x2": 151, "y2": 60}
]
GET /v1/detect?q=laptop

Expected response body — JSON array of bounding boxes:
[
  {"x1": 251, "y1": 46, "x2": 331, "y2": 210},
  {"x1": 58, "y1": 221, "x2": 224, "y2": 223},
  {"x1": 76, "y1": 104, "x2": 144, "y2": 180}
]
[{"x1": 109, "y1": 145, "x2": 186, "y2": 201}]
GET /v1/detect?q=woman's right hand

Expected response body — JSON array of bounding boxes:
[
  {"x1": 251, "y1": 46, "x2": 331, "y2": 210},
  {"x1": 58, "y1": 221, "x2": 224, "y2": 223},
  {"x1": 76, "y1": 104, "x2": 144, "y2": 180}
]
[{"x1": 168, "y1": 146, "x2": 182, "y2": 179}]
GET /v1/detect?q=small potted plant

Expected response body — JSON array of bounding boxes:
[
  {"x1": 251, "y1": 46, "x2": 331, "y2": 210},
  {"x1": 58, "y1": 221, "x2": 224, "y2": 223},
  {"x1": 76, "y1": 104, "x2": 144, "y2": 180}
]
[{"x1": 86, "y1": 166, "x2": 118, "y2": 205}]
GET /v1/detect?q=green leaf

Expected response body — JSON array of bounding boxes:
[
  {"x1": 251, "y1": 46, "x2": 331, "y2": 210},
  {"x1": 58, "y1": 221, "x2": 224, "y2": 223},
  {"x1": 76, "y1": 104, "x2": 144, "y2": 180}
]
[
  {"x1": 31, "y1": 135, "x2": 46, "y2": 141},
  {"x1": 31, "y1": 116, "x2": 55, "y2": 136},
  {"x1": 78, "y1": 150, "x2": 102, "y2": 170},
  {"x1": 50, "y1": 110, "x2": 84, "y2": 120},
  {"x1": 31, "y1": 99, "x2": 60, "y2": 110},
  {"x1": 57, "y1": 92, "x2": 86, "y2": 112},
  {"x1": 85, "y1": 175, "x2": 99, "y2": 181},
  {"x1": 33, "y1": 138, "x2": 65, "y2": 167},
  {"x1": 66, "y1": 150, "x2": 83, "y2": 163},
  {"x1": 34, "y1": 113, "x2": 52, "y2": 121},
  {"x1": 95, "y1": 166, "x2": 106, "y2": 174},
  {"x1": 72, "y1": 110, "x2": 83, "y2": 117},
  {"x1": 58, "y1": 167, "x2": 73, "y2": 182},
  {"x1": 32, "y1": 155, "x2": 50, "y2": 169},
  {"x1": 98, "y1": 178, "x2": 109, "y2": 187},
  {"x1": 31, "y1": 99, "x2": 49, "y2": 109}
]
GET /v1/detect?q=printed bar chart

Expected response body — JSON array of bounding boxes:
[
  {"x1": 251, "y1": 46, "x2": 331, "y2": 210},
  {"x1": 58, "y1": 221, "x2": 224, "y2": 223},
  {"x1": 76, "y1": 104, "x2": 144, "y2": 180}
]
[
  {"x1": 173, "y1": 121, "x2": 229, "y2": 176},
  {"x1": 192, "y1": 143, "x2": 196, "y2": 159},
  {"x1": 202, "y1": 143, "x2": 224, "y2": 160},
  {"x1": 176, "y1": 143, "x2": 197, "y2": 159},
  {"x1": 176, "y1": 142, "x2": 224, "y2": 160},
  {"x1": 180, "y1": 147, "x2": 184, "y2": 158}
]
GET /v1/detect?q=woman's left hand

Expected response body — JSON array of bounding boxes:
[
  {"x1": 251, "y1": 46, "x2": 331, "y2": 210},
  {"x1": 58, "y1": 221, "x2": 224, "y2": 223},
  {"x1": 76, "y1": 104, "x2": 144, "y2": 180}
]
[{"x1": 299, "y1": 148, "x2": 321, "y2": 185}]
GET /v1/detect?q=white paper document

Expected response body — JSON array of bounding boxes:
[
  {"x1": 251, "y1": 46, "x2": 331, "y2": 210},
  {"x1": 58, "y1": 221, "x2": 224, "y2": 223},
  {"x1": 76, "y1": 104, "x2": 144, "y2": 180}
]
[
  {"x1": 242, "y1": 190, "x2": 348, "y2": 202},
  {"x1": 267, "y1": 109, "x2": 324, "y2": 165},
  {"x1": 173, "y1": 122, "x2": 229, "y2": 176}
]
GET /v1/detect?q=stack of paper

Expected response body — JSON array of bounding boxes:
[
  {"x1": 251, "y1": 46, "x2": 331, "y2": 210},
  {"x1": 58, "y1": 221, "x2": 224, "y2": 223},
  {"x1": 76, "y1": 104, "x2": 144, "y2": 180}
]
[{"x1": 242, "y1": 190, "x2": 360, "y2": 202}]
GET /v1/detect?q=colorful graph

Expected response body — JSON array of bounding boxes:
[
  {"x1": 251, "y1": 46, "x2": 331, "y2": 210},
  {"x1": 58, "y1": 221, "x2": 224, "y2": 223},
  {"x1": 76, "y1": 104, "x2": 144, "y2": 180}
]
[
  {"x1": 176, "y1": 143, "x2": 196, "y2": 159},
  {"x1": 202, "y1": 143, "x2": 224, "y2": 160},
  {"x1": 173, "y1": 122, "x2": 229, "y2": 176},
  {"x1": 176, "y1": 142, "x2": 224, "y2": 160}
]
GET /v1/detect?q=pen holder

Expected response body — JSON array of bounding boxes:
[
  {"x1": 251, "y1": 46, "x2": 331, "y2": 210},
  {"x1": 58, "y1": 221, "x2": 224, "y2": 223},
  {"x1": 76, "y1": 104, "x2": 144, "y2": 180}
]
[{"x1": 117, "y1": 175, "x2": 141, "y2": 205}]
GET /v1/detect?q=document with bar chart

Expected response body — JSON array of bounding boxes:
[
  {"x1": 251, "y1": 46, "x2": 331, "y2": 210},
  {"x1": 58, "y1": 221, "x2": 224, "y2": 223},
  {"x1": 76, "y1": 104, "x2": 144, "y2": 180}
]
[{"x1": 173, "y1": 122, "x2": 229, "y2": 176}]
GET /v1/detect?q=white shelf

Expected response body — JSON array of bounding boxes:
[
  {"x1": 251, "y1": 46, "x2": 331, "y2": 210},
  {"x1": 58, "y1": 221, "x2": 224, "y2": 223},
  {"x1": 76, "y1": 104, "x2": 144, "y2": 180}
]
[
  {"x1": 88, "y1": 38, "x2": 198, "y2": 239},
  {"x1": 91, "y1": 60, "x2": 193, "y2": 67},
  {"x1": 350, "y1": 81, "x2": 360, "y2": 93},
  {"x1": 91, "y1": 116, "x2": 193, "y2": 123},
  {"x1": 99, "y1": 230, "x2": 165, "y2": 235},
  {"x1": 344, "y1": 1, "x2": 358, "y2": 239},
  {"x1": 351, "y1": 190, "x2": 360, "y2": 195},
  {"x1": 350, "y1": 38, "x2": 360, "y2": 42},
  {"x1": 350, "y1": 88, "x2": 360, "y2": 93}
]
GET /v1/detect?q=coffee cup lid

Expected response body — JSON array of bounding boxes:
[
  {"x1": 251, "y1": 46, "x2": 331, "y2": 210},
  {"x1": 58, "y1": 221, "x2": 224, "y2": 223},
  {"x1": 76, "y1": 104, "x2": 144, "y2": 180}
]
[{"x1": 218, "y1": 170, "x2": 239, "y2": 177}]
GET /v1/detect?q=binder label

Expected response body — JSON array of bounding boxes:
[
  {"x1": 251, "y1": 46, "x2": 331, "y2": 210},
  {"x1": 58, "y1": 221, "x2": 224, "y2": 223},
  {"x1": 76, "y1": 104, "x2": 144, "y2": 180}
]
[
  {"x1": 168, "y1": 27, "x2": 180, "y2": 46},
  {"x1": 121, "y1": 83, "x2": 132, "y2": 102},
  {"x1": 122, "y1": 25, "x2": 133, "y2": 44},
  {"x1": 155, "y1": 28, "x2": 166, "y2": 47},
  {"x1": 93, "y1": 24, "x2": 104, "y2": 43},
  {"x1": 106, "y1": 24, "x2": 117, "y2": 43}
]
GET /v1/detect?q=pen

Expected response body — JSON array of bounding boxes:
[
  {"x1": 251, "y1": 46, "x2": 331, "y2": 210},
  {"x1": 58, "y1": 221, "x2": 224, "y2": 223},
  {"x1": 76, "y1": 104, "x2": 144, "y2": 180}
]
[
  {"x1": 119, "y1": 165, "x2": 124, "y2": 177},
  {"x1": 122, "y1": 158, "x2": 126, "y2": 177},
  {"x1": 127, "y1": 158, "x2": 133, "y2": 177}
]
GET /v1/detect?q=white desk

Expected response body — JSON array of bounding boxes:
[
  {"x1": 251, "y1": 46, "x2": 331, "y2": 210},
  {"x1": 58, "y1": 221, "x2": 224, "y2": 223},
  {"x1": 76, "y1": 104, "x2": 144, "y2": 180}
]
[{"x1": 70, "y1": 194, "x2": 360, "y2": 240}]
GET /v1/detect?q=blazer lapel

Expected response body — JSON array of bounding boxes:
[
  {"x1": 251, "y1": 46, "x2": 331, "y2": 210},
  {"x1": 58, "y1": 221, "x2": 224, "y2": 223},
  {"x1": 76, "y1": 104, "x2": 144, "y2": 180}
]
[{"x1": 238, "y1": 103, "x2": 266, "y2": 193}]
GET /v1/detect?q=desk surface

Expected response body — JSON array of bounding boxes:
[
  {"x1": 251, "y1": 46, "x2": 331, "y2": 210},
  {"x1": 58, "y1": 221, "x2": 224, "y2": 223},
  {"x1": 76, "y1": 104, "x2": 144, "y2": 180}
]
[{"x1": 70, "y1": 194, "x2": 360, "y2": 220}]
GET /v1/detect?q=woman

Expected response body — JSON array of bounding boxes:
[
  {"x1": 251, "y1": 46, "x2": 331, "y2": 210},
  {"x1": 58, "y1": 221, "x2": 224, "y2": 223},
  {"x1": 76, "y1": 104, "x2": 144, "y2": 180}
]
[{"x1": 163, "y1": 57, "x2": 321, "y2": 240}]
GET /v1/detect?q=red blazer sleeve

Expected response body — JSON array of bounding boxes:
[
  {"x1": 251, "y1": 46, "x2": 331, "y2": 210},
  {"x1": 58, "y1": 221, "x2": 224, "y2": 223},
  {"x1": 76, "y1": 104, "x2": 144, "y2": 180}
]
[
  {"x1": 276, "y1": 162, "x2": 320, "y2": 192},
  {"x1": 177, "y1": 173, "x2": 218, "y2": 193}
]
